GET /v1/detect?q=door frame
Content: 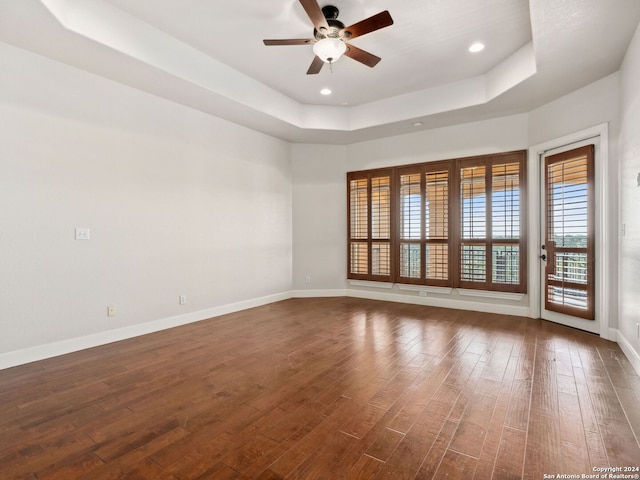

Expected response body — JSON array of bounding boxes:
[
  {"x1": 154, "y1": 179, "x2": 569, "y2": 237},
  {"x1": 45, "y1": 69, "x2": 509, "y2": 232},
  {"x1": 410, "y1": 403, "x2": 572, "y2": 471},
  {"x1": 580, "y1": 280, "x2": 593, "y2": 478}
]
[{"x1": 527, "y1": 124, "x2": 612, "y2": 339}]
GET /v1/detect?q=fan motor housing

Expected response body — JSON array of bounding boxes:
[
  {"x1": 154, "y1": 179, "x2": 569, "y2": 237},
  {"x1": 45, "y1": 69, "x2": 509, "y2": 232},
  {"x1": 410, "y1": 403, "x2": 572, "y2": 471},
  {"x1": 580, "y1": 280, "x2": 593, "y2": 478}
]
[
  {"x1": 314, "y1": 20, "x2": 345, "y2": 39},
  {"x1": 314, "y1": 5, "x2": 345, "y2": 39}
]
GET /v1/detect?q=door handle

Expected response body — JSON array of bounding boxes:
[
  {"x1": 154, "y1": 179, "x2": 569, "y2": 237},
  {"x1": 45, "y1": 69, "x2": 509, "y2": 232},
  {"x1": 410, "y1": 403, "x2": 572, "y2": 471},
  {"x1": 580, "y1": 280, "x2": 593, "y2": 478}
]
[{"x1": 540, "y1": 254, "x2": 547, "y2": 261}]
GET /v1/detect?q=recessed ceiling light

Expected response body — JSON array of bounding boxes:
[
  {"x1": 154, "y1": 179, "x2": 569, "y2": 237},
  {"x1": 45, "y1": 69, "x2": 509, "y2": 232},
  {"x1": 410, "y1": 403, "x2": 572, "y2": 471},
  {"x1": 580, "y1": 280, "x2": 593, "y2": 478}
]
[
  {"x1": 320, "y1": 88, "x2": 332, "y2": 95},
  {"x1": 469, "y1": 42, "x2": 485, "y2": 53},
  {"x1": 412, "y1": 121, "x2": 423, "y2": 127}
]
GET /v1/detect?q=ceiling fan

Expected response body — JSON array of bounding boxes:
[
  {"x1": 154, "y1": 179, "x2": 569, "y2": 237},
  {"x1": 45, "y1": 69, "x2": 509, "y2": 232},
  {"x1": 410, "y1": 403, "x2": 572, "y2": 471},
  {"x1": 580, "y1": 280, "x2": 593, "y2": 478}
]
[{"x1": 263, "y1": 0, "x2": 393, "y2": 74}]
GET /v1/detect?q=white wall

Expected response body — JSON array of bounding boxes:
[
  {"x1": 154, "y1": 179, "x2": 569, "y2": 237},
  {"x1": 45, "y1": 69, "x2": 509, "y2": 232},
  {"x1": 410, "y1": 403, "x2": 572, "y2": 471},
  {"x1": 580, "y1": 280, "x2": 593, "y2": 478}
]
[
  {"x1": 291, "y1": 144, "x2": 347, "y2": 293},
  {"x1": 0, "y1": 44, "x2": 292, "y2": 367},
  {"x1": 346, "y1": 114, "x2": 530, "y2": 172},
  {"x1": 618, "y1": 22, "x2": 640, "y2": 370},
  {"x1": 528, "y1": 74, "x2": 620, "y2": 147}
]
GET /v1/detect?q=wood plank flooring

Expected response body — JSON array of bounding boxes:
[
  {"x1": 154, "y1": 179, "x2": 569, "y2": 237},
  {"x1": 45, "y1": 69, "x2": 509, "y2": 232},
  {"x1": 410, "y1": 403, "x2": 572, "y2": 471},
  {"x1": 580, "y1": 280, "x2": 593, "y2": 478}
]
[{"x1": 1, "y1": 297, "x2": 639, "y2": 479}]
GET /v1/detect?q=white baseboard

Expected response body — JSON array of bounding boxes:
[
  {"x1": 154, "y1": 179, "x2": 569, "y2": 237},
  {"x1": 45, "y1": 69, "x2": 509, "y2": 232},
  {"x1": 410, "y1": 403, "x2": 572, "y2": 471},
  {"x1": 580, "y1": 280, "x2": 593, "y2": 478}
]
[
  {"x1": 291, "y1": 289, "x2": 347, "y2": 298},
  {"x1": 613, "y1": 329, "x2": 640, "y2": 377},
  {"x1": 0, "y1": 291, "x2": 292, "y2": 371}
]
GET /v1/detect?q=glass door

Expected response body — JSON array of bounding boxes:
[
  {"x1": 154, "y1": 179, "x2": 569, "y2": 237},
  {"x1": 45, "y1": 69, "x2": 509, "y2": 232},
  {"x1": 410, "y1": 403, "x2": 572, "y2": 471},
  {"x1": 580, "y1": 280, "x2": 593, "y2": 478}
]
[{"x1": 541, "y1": 145, "x2": 595, "y2": 324}]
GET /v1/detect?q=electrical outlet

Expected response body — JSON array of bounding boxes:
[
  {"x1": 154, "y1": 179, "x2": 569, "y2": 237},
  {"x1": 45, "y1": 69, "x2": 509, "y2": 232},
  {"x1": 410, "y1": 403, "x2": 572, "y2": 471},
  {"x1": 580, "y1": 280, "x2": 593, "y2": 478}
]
[
  {"x1": 419, "y1": 291, "x2": 427, "y2": 297},
  {"x1": 179, "y1": 295, "x2": 187, "y2": 305},
  {"x1": 107, "y1": 305, "x2": 116, "y2": 317},
  {"x1": 305, "y1": 275, "x2": 311, "y2": 284}
]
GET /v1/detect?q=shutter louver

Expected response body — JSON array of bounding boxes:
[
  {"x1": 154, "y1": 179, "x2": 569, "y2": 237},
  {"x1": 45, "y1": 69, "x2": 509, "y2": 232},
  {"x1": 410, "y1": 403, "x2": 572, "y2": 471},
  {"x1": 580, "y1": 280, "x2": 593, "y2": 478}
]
[
  {"x1": 347, "y1": 171, "x2": 392, "y2": 281},
  {"x1": 491, "y1": 162, "x2": 521, "y2": 286}
]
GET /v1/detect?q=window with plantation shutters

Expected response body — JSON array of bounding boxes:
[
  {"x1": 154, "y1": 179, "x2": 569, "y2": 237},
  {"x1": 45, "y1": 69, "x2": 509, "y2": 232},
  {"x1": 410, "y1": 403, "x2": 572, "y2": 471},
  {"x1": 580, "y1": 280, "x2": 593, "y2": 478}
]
[
  {"x1": 543, "y1": 145, "x2": 594, "y2": 319},
  {"x1": 349, "y1": 177, "x2": 368, "y2": 275},
  {"x1": 459, "y1": 163, "x2": 487, "y2": 283},
  {"x1": 457, "y1": 153, "x2": 526, "y2": 292},
  {"x1": 347, "y1": 150, "x2": 526, "y2": 293},
  {"x1": 397, "y1": 162, "x2": 451, "y2": 285},
  {"x1": 425, "y1": 169, "x2": 450, "y2": 281},
  {"x1": 399, "y1": 172, "x2": 421, "y2": 279},
  {"x1": 492, "y1": 162, "x2": 522, "y2": 286},
  {"x1": 347, "y1": 170, "x2": 392, "y2": 281}
]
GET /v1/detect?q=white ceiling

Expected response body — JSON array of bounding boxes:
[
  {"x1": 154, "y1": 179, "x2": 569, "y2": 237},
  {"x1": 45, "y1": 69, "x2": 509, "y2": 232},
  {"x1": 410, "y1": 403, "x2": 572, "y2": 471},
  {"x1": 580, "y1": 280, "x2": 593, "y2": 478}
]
[
  {"x1": 104, "y1": 0, "x2": 533, "y2": 107},
  {"x1": 1, "y1": 0, "x2": 639, "y2": 144}
]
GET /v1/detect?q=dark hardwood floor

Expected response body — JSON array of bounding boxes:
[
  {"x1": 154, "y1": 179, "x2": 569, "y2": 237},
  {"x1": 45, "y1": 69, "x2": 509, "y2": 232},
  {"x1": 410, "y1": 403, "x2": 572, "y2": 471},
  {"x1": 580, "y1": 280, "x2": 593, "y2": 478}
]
[{"x1": 1, "y1": 297, "x2": 639, "y2": 479}]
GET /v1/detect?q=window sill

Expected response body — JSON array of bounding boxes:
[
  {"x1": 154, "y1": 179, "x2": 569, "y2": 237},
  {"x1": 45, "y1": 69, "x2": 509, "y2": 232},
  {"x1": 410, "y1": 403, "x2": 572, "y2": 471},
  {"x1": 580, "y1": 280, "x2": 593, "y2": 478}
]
[
  {"x1": 396, "y1": 284, "x2": 453, "y2": 295},
  {"x1": 347, "y1": 280, "x2": 525, "y2": 301},
  {"x1": 457, "y1": 289, "x2": 525, "y2": 301},
  {"x1": 348, "y1": 280, "x2": 394, "y2": 289}
]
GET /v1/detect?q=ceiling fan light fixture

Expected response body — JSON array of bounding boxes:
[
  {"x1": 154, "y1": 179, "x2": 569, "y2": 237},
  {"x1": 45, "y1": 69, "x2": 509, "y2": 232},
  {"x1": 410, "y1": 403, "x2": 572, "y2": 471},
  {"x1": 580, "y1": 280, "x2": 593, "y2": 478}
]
[
  {"x1": 313, "y1": 37, "x2": 347, "y2": 63},
  {"x1": 262, "y1": 2, "x2": 393, "y2": 74}
]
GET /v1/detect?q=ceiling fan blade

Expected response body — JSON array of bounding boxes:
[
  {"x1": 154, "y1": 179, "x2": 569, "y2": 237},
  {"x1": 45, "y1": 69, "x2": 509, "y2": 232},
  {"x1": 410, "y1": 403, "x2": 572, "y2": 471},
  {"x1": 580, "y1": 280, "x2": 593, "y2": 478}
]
[
  {"x1": 299, "y1": 0, "x2": 329, "y2": 31},
  {"x1": 342, "y1": 11, "x2": 393, "y2": 40},
  {"x1": 344, "y1": 44, "x2": 381, "y2": 68},
  {"x1": 306, "y1": 56, "x2": 324, "y2": 74},
  {"x1": 263, "y1": 39, "x2": 315, "y2": 46}
]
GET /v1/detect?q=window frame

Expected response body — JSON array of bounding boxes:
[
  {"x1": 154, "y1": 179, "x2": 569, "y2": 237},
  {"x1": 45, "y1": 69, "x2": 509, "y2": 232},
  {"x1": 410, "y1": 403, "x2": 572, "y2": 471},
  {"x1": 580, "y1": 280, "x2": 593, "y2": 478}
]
[
  {"x1": 347, "y1": 151, "x2": 527, "y2": 293},
  {"x1": 347, "y1": 168, "x2": 394, "y2": 282},
  {"x1": 454, "y1": 152, "x2": 527, "y2": 293},
  {"x1": 395, "y1": 161, "x2": 452, "y2": 287}
]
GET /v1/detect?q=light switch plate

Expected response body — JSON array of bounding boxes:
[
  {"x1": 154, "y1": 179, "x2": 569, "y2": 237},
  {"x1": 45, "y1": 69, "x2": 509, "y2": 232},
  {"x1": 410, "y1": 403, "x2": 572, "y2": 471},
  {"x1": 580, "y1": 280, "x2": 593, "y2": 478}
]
[{"x1": 75, "y1": 227, "x2": 90, "y2": 240}]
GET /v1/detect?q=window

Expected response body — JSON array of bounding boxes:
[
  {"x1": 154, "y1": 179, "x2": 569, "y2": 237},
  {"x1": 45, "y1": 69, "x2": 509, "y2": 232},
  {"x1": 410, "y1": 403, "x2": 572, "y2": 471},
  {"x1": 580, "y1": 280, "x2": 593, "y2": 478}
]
[
  {"x1": 456, "y1": 153, "x2": 526, "y2": 292},
  {"x1": 348, "y1": 169, "x2": 393, "y2": 282},
  {"x1": 543, "y1": 145, "x2": 594, "y2": 318},
  {"x1": 347, "y1": 151, "x2": 526, "y2": 293},
  {"x1": 397, "y1": 162, "x2": 451, "y2": 285}
]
